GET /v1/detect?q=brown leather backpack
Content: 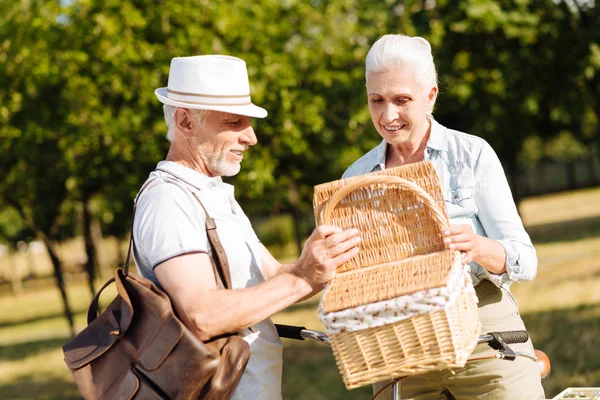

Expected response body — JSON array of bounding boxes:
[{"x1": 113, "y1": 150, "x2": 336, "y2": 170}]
[{"x1": 62, "y1": 186, "x2": 250, "y2": 399}]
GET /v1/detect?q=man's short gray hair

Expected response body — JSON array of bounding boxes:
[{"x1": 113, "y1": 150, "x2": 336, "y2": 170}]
[
  {"x1": 366, "y1": 34, "x2": 438, "y2": 91},
  {"x1": 163, "y1": 105, "x2": 210, "y2": 141}
]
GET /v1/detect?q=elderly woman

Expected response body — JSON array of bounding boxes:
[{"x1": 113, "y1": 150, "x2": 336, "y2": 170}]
[{"x1": 343, "y1": 34, "x2": 544, "y2": 399}]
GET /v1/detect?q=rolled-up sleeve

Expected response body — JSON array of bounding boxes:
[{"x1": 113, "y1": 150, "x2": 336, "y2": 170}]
[{"x1": 474, "y1": 140, "x2": 537, "y2": 285}]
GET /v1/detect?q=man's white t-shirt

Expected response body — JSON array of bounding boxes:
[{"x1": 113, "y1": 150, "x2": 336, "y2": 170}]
[{"x1": 132, "y1": 161, "x2": 283, "y2": 400}]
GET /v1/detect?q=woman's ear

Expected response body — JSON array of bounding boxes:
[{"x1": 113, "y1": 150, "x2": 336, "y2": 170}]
[
  {"x1": 174, "y1": 108, "x2": 195, "y2": 139},
  {"x1": 427, "y1": 86, "x2": 438, "y2": 114}
]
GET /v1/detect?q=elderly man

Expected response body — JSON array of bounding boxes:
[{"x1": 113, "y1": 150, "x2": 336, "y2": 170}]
[{"x1": 132, "y1": 55, "x2": 360, "y2": 399}]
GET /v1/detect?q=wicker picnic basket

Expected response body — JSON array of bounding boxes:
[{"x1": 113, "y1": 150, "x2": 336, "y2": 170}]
[{"x1": 314, "y1": 161, "x2": 480, "y2": 389}]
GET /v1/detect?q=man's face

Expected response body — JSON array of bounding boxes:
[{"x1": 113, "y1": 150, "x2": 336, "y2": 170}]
[{"x1": 195, "y1": 111, "x2": 257, "y2": 177}]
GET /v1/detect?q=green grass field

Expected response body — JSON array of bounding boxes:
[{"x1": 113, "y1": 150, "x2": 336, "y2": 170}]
[{"x1": 1, "y1": 188, "x2": 600, "y2": 399}]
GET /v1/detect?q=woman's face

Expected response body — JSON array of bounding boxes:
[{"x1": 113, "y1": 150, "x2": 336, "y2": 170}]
[{"x1": 366, "y1": 68, "x2": 437, "y2": 146}]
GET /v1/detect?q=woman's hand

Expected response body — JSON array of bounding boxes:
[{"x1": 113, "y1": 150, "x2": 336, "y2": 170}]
[
  {"x1": 443, "y1": 224, "x2": 508, "y2": 274},
  {"x1": 443, "y1": 224, "x2": 480, "y2": 265}
]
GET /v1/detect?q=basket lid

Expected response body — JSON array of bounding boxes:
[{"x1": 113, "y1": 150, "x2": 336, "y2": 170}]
[{"x1": 313, "y1": 161, "x2": 449, "y2": 274}]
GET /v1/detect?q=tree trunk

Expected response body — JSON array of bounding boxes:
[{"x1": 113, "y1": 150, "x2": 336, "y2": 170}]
[
  {"x1": 82, "y1": 196, "x2": 97, "y2": 297},
  {"x1": 42, "y1": 236, "x2": 75, "y2": 337},
  {"x1": 91, "y1": 217, "x2": 106, "y2": 278}
]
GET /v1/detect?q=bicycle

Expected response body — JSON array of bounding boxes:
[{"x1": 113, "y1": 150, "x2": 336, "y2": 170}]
[{"x1": 275, "y1": 324, "x2": 552, "y2": 400}]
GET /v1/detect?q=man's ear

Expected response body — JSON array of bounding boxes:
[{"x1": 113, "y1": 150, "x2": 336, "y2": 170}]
[{"x1": 174, "y1": 108, "x2": 194, "y2": 139}]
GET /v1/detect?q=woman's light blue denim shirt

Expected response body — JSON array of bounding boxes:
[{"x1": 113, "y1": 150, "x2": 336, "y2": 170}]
[{"x1": 342, "y1": 119, "x2": 537, "y2": 289}]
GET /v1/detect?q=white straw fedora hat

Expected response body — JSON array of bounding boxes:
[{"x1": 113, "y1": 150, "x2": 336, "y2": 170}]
[{"x1": 155, "y1": 55, "x2": 267, "y2": 118}]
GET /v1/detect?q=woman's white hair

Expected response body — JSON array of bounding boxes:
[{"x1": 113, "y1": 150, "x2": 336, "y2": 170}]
[
  {"x1": 366, "y1": 34, "x2": 438, "y2": 91},
  {"x1": 163, "y1": 105, "x2": 210, "y2": 141}
]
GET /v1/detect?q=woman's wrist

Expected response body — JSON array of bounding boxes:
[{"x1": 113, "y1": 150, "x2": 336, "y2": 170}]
[{"x1": 473, "y1": 235, "x2": 507, "y2": 274}]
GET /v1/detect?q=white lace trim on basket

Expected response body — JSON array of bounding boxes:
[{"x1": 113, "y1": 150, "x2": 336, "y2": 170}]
[{"x1": 319, "y1": 261, "x2": 477, "y2": 335}]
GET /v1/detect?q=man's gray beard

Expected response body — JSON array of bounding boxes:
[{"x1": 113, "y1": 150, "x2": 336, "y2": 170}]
[{"x1": 199, "y1": 148, "x2": 241, "y2": 177}]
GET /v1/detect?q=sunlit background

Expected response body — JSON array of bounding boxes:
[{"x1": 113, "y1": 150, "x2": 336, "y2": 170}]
[{"x1": 1, "y1": 0, "x2": 599, "y2": 398}]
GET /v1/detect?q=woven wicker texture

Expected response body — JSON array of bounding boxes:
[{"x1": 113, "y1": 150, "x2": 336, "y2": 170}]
[
  {"x1": 329, "y1": 286, "x2": 480, "y2": 389},
  {"x1": 314, "y1": 161, "x2": 480, "y2": 389},
  {"x1": 313, "y1": 162, "x2": 448, "y2": 274},
  {"x1": 322, "y1": 249, "x2": 458, "y2": 314},
  {"x1": 316, "y1": 162, "x2": 452, "y2": 313}
]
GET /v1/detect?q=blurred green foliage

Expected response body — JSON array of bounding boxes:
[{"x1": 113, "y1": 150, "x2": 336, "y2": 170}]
[
  {"x1": 254, "y1": 214, "x2": 296, "y2": 249},
  {"x1": 0, "y1": 0, "x2": 599, "y2": 245},
  {"x1": 0, "y1": 207, "x2": 29, "y2": 245}
]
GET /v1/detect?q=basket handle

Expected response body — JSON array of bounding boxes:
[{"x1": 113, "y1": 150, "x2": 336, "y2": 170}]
[{"x1": 320, "y1": 175, "x2": 448, "y2": 229}]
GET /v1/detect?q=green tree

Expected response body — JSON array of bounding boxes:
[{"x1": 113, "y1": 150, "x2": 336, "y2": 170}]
[
  {"x1": 2, "y1": 0, "x2": 599, "y2": 335},
  {"x1": 58, "y1": 0, "x2": 170, "y2": 291},
  {"x1": 0, "y1": 0, "x2": 77, "y2": 335}
]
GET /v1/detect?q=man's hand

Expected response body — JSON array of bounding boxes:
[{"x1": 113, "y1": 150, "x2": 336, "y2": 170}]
[
  {"x1": 293, "y1": 226, "x2": 361, "y2": 291},
  {"x1": 443, "y1": 224, "x2": 481, "y2": 265}
]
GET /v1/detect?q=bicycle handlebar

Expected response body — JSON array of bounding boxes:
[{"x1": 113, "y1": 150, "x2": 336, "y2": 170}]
[
  {"x1": 476, "y1": 330, "x2": 530, "y2": 361},
  {"x1": 276, "y1": 325, "x2": 532, "y2": 359},
  {"x1": 479, "y1": 330, "x2": 529, "y2": 345},
  {"x1": 275, "y1": 324, "x2": 307, "y2": 341},
  {"x1": 276, "y1": 325, "x2": 529, "y2": 346}
]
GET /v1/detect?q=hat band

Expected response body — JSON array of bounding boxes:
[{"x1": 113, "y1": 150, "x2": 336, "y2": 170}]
[{"x1": 167, "y1": 88, "x2": 251, "y2": 106}]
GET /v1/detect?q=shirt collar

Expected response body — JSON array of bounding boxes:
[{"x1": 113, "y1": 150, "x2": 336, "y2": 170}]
[
  {"x1": 155, "y1": 160, "x2": 235, "y2": 197},
  {"x1": 369, "y1": 140, "x2": 387, "y2": 172},
  {"x1": 427, "y1": 118, "x2": 448, "y2": 152}
]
